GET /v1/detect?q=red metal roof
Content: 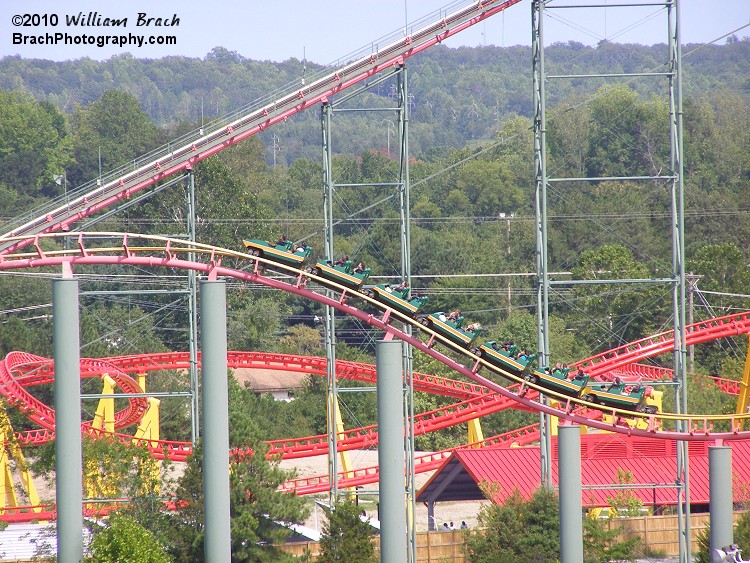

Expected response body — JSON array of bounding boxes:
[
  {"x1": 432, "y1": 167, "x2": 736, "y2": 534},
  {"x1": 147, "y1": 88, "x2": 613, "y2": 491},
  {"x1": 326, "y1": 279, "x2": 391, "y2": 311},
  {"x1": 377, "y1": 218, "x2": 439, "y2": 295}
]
[{"x1": 416, "y1": 435, "x2": 750, "y2": 509}]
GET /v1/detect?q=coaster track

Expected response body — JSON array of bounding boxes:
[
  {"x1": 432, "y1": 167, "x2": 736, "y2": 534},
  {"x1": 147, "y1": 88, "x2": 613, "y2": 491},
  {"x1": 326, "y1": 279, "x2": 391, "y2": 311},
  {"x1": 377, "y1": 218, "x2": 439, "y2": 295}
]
[
  {"x1": 1, "y1": 232, "x2": 748, "y2": 445},
  {"x1": 3, "y1": 350, "x2": 520, "y2": 459},
  {"x1": 0, "y1": 0, "x2": 522, "y2": 255},
  {"x1": 0, "y1": 0, "x2": 732, "y2": 524}
]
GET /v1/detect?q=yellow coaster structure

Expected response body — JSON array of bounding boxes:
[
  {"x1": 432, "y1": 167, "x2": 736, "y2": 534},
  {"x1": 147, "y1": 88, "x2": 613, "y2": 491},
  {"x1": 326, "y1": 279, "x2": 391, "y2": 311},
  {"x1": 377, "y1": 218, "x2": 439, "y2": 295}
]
[
  {"x1": 736, "y1": 335, "x2": 750, "y2": 430},
  {"x1": 467, "y1": 418, "x2": 484, "y2": 447},
  {"x1": 132, "y1": 373, "x2": 161, "y2": 446},
  {"x1": 86, "y1": 372, "x2": 162, "y2": 500},
  {"x1": 330, "y1": 395, "x2": 355, "y2": 500},
  {"x1": 0, "y1": 401, "x2": 43, "y2": 516},
  {"x1": 92, "y1": 374, "x2": 116, "y2": 434}
]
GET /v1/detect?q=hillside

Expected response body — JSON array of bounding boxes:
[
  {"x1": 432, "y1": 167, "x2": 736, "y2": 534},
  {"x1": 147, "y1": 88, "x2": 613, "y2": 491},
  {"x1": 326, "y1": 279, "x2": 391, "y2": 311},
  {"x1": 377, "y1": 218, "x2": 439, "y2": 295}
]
[{"x1": 1, "y1": 39, "x2": 748, "y2": 164}]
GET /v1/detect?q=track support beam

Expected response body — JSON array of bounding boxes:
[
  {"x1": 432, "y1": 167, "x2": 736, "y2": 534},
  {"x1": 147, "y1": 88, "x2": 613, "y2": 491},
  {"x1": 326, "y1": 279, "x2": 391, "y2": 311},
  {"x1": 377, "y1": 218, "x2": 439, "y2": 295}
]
[
  {"x1": 53, "y1": 278, "x2": 83, "y2": 563},
  {"x1": 200, "y1": 280, "x2": 231, "y2": 562}
]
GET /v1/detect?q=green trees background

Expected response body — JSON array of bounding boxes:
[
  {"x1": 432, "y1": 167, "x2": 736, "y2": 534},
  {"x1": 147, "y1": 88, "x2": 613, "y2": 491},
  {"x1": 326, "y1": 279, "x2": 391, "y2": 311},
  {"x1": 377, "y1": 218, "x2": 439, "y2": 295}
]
[
  {"x1": 0, "y1": 37, "x2": 749, "y2": 558},
  {"x1": 0, "y1": 41, "x2": 750, "y2": 436},
  {"x1": 0, "y1": 39, "x2": 748, "y2": 441}
]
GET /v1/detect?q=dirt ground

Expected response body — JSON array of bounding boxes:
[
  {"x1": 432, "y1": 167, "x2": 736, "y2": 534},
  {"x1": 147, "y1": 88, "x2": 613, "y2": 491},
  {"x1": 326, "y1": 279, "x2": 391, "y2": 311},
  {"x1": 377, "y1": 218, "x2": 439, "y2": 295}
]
[
  {"x1": 28, "y1": 449, "x2": 484, "y2": 535},
  {"x1": 279, "y1": 449, "x2": 487, "y2": 534}
]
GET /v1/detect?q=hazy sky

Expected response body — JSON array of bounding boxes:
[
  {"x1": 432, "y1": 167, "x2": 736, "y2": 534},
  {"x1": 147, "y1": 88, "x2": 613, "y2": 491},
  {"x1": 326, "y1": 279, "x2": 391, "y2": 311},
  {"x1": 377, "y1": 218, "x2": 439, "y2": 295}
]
[{"x1": 2, "y1": 0, "x2": 749, "y2": 64}]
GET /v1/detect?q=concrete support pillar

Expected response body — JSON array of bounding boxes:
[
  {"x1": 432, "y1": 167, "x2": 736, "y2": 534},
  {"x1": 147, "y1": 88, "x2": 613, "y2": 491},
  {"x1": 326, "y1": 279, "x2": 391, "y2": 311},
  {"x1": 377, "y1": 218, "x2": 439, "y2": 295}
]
[
  {"x1": 53, "y1": 279, "x2": 83, "y2": 563},
  {"x1": 709, "y1": 445, "x2": 733, "y2": 553},
  {"x1": 377, "y1": 340, "x2": 407, "y2": 563},
  {"x1": 558, "y1": 424, "x2": 583, "y2": 563},
  {"x1": 200, "y1": 280, "x2": 231, "y2": 562}
]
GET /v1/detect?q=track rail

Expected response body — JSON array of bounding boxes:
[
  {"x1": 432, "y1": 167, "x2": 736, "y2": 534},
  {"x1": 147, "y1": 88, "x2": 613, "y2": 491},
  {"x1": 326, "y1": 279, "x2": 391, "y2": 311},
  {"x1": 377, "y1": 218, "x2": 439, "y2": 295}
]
[
  {"x1": 0, "y1": 0, "x2": 522, "y2": 254},
  {"x1": 1, "y1": 352, "x2": 148, "y2": 431},
  {"x1": 1, "y1": 232, "x2": 749, "y2": 442},
  {"x1": 710, "y1": 376, "x2": 742, "y2": 395},
  {"x1": 571, "y1": 314, "x2": 750, "y2": 376},
  {"x1": 5, "y1": 350, "x2": 506, "y2": 456}
]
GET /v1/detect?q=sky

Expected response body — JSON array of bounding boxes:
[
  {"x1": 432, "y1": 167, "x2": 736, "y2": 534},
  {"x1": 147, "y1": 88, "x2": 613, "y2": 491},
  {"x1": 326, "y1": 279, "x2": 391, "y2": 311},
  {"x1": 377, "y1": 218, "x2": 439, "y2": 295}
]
[{"x1": 1, "y1": 0, "x2": 749, "y2": 65}]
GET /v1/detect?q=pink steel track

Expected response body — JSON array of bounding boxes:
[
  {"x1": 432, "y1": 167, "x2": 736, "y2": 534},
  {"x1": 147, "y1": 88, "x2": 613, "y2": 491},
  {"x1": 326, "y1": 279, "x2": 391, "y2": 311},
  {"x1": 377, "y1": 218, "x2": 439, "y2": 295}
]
[
  {"x1": 0, "y1": 232, "x2": 748, "y2": 446},
  {"x1": 0, "y1": 233, "x2": 748, "y2": 520},
  {"x1": 0, "y1": 0, "x2": 731, "y2": 521}
]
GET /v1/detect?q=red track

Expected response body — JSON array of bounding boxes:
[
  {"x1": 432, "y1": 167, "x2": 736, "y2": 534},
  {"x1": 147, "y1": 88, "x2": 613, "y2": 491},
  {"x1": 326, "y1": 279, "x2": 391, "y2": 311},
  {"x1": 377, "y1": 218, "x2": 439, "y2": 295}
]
[
  {"x1": 0, "y1": 235, "x2": 748, "y2": 522},
  {"x1": 0, "y1": 234, "x2": 748, "y2": 445},
  {"x1": 571, "y1": 313, "x2": 750, "y2": 376},
  {"x1": 3, "y1": 350, "x2": 505, "y2": 459}
]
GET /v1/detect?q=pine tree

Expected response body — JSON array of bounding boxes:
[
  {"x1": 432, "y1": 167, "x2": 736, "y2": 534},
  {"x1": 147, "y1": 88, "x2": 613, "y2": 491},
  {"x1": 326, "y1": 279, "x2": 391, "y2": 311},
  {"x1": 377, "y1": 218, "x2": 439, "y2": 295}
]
[{"x1": 318, "y1": 499, "x2": 376, "y2": 562}]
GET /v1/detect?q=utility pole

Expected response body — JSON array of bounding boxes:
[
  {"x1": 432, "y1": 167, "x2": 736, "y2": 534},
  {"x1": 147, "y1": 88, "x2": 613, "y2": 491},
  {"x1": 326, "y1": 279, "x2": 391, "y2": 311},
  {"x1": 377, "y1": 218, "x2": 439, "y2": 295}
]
[
  {"x1": 686, "y1": 273, "x2": 703, "y2": 374},
  {"x1": 501, "y1": 213, "x2": 513, "y2": 313},
  {"x1": 272, "y1": 134, "x2": 281, "y2": 168}
]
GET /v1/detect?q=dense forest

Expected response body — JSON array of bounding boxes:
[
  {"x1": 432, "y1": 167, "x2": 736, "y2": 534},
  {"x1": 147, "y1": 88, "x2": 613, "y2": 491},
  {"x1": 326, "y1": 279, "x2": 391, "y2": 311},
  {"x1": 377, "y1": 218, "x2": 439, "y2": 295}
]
[
  {"x1": 1, "y1": 38, "x2": 749, "y2": 164},
  {"x1": 0, "y1": 38, "x2": 749, "y2": 451}
]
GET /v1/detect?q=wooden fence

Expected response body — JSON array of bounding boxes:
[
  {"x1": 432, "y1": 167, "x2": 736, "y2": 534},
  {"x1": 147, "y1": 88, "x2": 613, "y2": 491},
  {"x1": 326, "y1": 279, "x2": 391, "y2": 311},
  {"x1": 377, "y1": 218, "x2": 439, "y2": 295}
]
[
  {"x1": 279, "y1": 511, "x2": 745, "y2": 561},
  {"x1": 605, "y1": 511, "x2": 741, "y2": 557}
]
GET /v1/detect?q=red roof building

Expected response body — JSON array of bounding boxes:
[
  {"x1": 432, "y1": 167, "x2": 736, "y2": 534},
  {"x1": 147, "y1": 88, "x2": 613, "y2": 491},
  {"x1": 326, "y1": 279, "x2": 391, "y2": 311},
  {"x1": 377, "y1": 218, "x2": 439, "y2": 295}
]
[{"x1": 416, "y1": 433, "x2": 750, "y2": 529}]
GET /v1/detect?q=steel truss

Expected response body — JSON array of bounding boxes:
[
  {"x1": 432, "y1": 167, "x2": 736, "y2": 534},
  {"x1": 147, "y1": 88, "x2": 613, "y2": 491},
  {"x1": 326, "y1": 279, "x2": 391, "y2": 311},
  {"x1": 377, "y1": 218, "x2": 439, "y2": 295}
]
[
  {"x1": 532, "y1": 1, "x2": 689, "y2": 560},
  {"x1": 321, "y1": 63, "x2": 417, "y2": 562}
]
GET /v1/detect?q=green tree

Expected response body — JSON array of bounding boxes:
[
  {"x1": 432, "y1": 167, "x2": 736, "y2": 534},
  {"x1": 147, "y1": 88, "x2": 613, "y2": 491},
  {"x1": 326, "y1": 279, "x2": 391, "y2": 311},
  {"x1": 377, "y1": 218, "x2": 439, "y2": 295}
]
[
  {"x1": 465, "y1": 486, "x2": 559, "y2": 563},
  {"x1": 86, "y1": 512, "x2": 171, "y2": 563},
  {"x1": 686, "y1": 243, "x2": 750, "y2": 374},
  {"x1": 192, "y1": 152, "x2": 274, "y2": 250},
  {"x1": 226, "y1": 289, "x2": 288, "y2": 353},
  {"x1": 695, "y1": 525, "x2": 712, "y2": 563},
  {"x1": 318, "y1": 499, "x2": 377, "y2": 562},
  {"x1": 547, "y1": 95, "x2": 591, "y2": 177},
  {"x1": 689, "y1": 243, "x2": 750, "y2": 306},
  {"x1": 706, "y1": 92, "x2": 750, "y2": 190},
  {"x1": 584, "y1": 86, "x2": 669, "y2": 179},
  {"x1": 453, "y1": 160, "x2": 524, "y2": 218},
  {"x1": 465, "y1": 485, "x2": 638, "y2": 563},
  {"x1": 69, "y1": 90, "x2": 160, "y2": 186},
  {"x1": 277, "y1": 324, "x2": 325, "y2": 356},
  {"x1": 582, "y1": 513, "x2": 640, "y2": 563},
  {"x1": 33, "y1": 435, "x2": 164, "y2": 507},
  {"x1": 163, "y1": 375, "x2": 309, "y2": 562},
  {"x1": 570, "y1": 244, "x2": 663, "y2": 351},
  {"x1": 606, "y1": 468, "x2": 643, "y2": 518},
  {"x1": 0, "y1": 90, "x2": 72, "y2": 200},
  {"x1": 736, "y1": 510, "x2": 750, "y2": 553}
]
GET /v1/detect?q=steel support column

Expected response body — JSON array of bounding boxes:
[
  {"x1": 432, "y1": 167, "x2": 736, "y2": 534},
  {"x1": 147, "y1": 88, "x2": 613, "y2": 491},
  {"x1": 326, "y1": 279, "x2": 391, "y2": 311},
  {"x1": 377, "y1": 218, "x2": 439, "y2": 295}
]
[
  {"x1": 558, "y1": 425, "x2": 583, "y2": 562},
  {"x1": 397, "y1": 66, "x2": 417, "y2": 563},
  {"x1": 53, "y1": 278, "x2": 83, "y2": 563},
  {"x1": 320, "y1": 66, "x2": 415, "y2": 560},
  {"x1": 709, "y1": 445, "x2": 733, "y2": 553},
  {"x1": 200, "y1": 280, "x2": 231, "y2": 562},
  {"x1": 377, "y1": 340, "x2": 407, "y2": 563},
  {"x1": 668, "y1": 2, "x2": 691, "y2": 560},
  {"x1": 532, "y1": 2, "x2": 689, "y2": 557},
  {"x1": 321, "y1": 102, "x2": 340, "y2": 505},
  {"x1": 532, "y1": 0, "x2": 552, "y2": 487},
  {"x1": 187, "y1": 169, "x2": 200, "y2": 443}
]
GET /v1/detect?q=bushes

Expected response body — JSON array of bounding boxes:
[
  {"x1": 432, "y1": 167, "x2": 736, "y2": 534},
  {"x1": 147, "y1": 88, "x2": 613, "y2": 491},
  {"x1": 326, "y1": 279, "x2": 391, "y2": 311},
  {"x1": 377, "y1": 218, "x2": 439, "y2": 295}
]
[
  {"x1": 86, "y1": 513, "x2": 170, "y2": 563},
  {"x1": 318, "y1": 500, "x2": 377, "y2": 562},
  {"x1": 464, "y1": 486, "x2": 640, "y2": 563}
]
